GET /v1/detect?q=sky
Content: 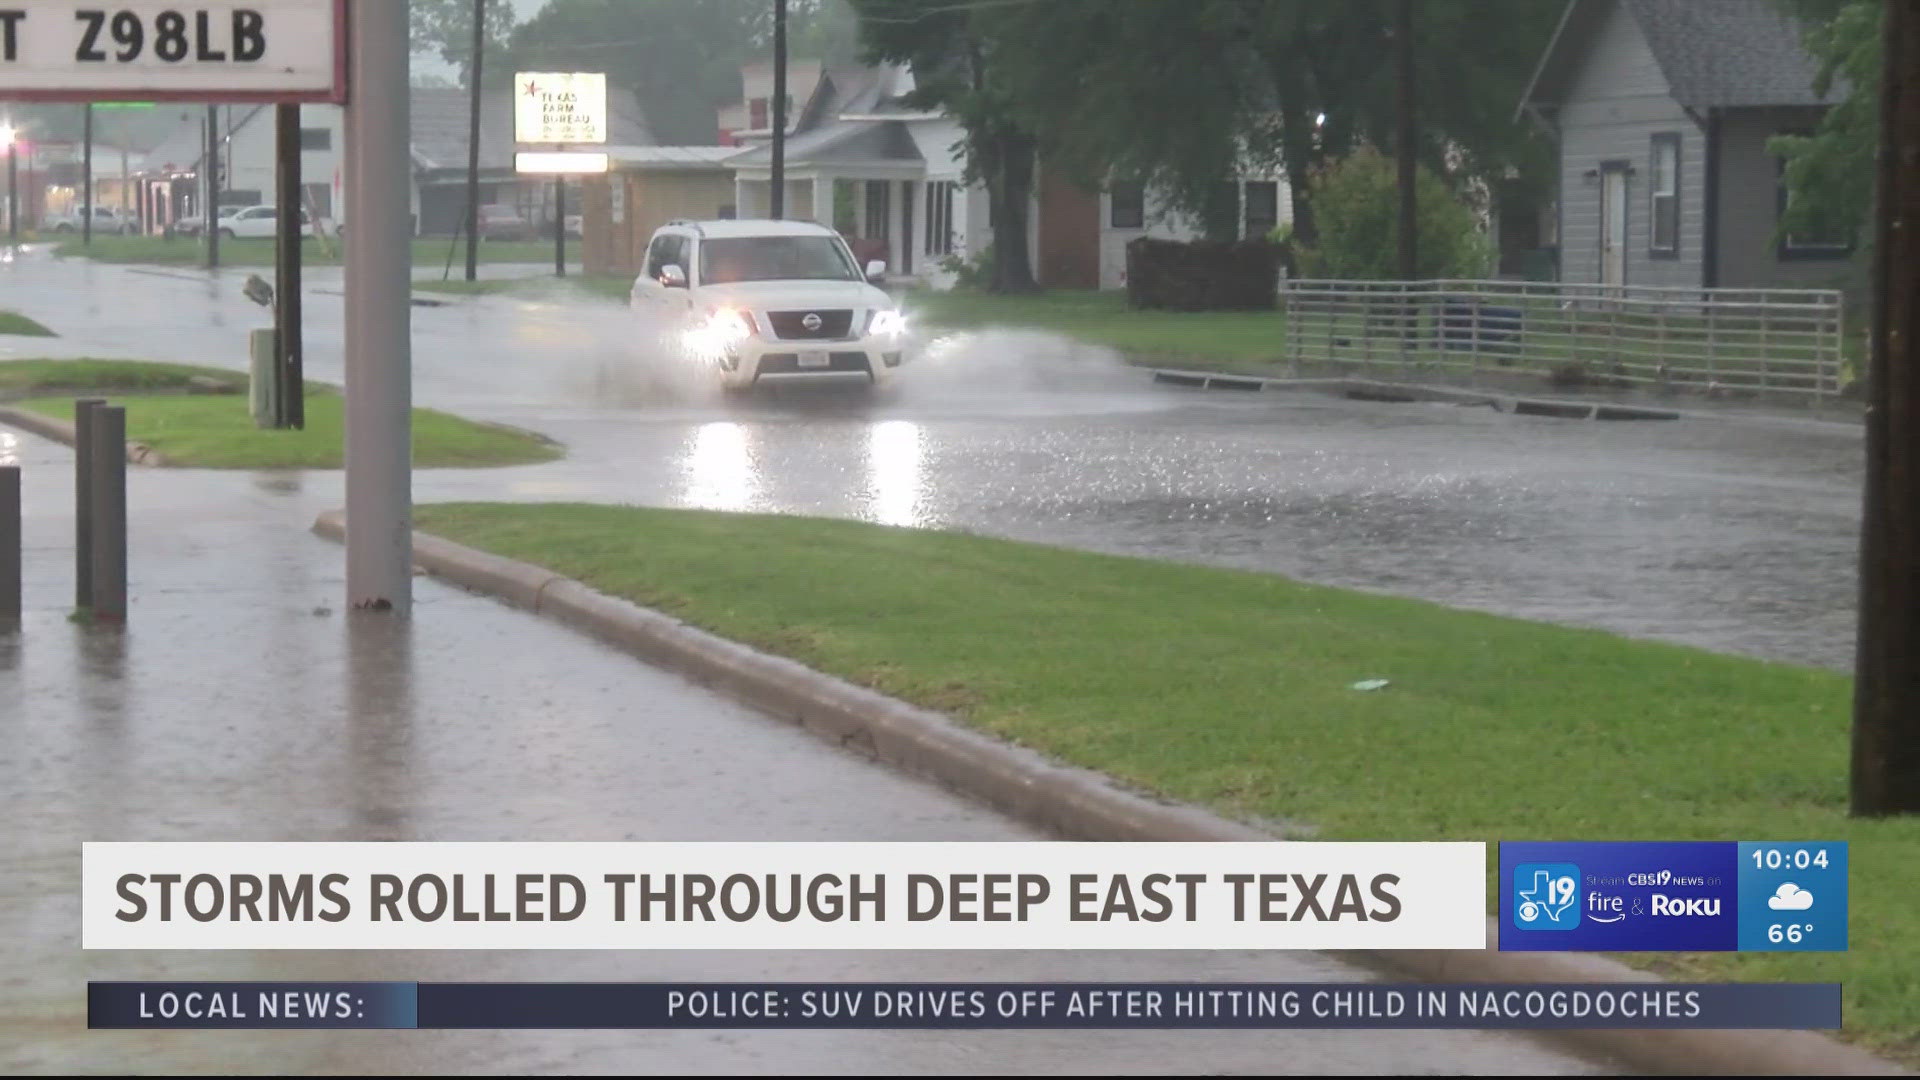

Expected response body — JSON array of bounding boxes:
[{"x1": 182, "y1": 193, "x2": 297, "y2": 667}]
[{"x1": 413, "y1": 0, "x2": 551, "y2": 80}]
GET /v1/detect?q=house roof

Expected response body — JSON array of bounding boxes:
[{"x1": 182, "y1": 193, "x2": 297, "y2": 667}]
[
  {"x1": 726, "y1": 119, "x2": 922, "y2": 170},
  {"x1": 607, "y1": 144, "x2": 742, "y2": 171},
  {"x1": 410, "y1": 85, "x2": 653, "y2": 173},
  {"x1": 1519, "y1": 0, "x2": 1839, "y2": 118}
]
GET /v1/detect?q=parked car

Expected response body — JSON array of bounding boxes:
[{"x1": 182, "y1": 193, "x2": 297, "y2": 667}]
[
  {"x1": 217, "y1": 204, "x2": 312, "y2": 240},
  {"x1": 629, "y1": 218, "x2": 906, "y2": 392},
  {"x1": 477, "y1": 204, "x2": 532, "y2": 241},
  {"x1": 44, "y1": 206, "x2": 137, "y2": 235},
  {"x1": 173, "y1": 200, "x2": 253, "y2": 238}
]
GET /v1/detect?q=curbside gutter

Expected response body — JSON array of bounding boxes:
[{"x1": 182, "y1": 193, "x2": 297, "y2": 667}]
[
  {"x1": 0, "y1": 405, "x2": 169, "y2": 464},
  {"x1": 313, "y1": 509, "x2": 1904, "y2": 1078}
]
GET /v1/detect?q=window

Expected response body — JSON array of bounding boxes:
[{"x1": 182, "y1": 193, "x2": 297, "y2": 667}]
[
  {"x1": 1776, "y1": 132, "x2": 1852, "y2": 258},
  {"x1": 698, "y1": 235, "x2": 860, "y2": 284},
  {"x1": 1203, "y1": 181, "x2": 1239, "y2": 241},
  {"x1": 1243, "y1": 181, "x2": 1278, "y2": 239},
  {"x1": 924, "y1": 181, "x2": 955, "y2": 255},
  {"x1": 644, "y1": 234, "x2": 678, "y2": 278},
  {"x1": 298, "y1": 127, "x2": 331, "y2": 151},
  {"x1": 1109, "y1": 182, "x2": 1145, "y2": 229},
  {"x1": 1649, "y1": 133, "x2": 1679, "y2": 256},
  {"x1": 749, "y1": 98, "x2": 768, "y2": 130}
]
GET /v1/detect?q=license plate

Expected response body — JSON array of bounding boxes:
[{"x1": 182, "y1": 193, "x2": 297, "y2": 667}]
[{"x1": 797, "y1": 351, "x2": 830, "y2": 368}]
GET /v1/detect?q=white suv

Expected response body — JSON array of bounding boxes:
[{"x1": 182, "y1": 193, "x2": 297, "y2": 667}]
[{"x1": 630, "y1": 218, "x2": 908, "y2": 390}]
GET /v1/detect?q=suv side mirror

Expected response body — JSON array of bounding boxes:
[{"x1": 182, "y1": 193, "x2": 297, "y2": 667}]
[
  {"x1": 660, "y1": 264, "x2": 688, "y2": 288},
  {"x1": 865, "y1": 259, "x2": 887, "y2": 282}
]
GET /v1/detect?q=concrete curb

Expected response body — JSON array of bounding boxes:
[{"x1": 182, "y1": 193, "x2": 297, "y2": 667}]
[
  {"x1": 0, "y1": 405, "x2": 169, "y2": 465},
  {"x1": 312, "y1": 509, "x2": 1905, "y2": 1077}
]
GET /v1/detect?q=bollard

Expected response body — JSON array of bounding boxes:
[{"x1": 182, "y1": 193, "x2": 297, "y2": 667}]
[
  {"x1": 0, "y1": 465, "x2": 18, "y2": 623},
  {"x1": 87, "y1": 405, "x2": 127, "y2": 622},
  {"x1": 74, "y1": 397, "x2": 105, "y2": 608},
  {"x1": 249, "y1": 328, "x2": 279, "y2": 429}
]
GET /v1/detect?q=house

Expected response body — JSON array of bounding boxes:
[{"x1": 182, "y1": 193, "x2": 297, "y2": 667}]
[
  {"x1": 1517, "y1": 0, "x2": 1850, "y2": 292},
  {"x1": 578, "y1": 146, "x2": 742, "y2": 277},
  {"x1": 722, "y1": 62, "x2": 1290, "y2": 291}
]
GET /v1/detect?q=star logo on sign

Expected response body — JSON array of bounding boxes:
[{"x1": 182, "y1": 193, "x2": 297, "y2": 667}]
[{"x1": 523, "y1": 79, "x2": 541, "y2": 97}]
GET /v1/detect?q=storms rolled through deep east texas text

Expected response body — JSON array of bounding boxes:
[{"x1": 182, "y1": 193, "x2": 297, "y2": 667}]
[{"x1": 111, "y1": 871, "x2": 1406, "y2": 925}]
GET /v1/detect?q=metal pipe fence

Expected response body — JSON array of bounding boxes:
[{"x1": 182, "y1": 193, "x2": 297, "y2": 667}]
[{"x1": 1282, "y1": 279, "x2": 1847, "y2": 399}]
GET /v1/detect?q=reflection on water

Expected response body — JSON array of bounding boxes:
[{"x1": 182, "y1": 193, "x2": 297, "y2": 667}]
[
  {"x1": 865, "y1": 420, "x2": 927, "y2": 528},
  {"x1": 682, "y1": 421, "x2": 758, "y2": 512}
]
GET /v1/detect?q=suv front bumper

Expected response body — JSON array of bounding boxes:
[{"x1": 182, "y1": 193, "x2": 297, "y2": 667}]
[{"x1": 716, "y1": 334, "x2": 908, "y2": 388}]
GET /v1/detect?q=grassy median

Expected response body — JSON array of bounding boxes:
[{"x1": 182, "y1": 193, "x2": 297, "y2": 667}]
[
  {"x1": 0, "y1": 311, "x2": 55, "y2": 337},
  {"x1": 411, "y1": 501, "x2": 1915, "y2": 1063},
  {"x1": 1, "y1": 359, "x2": 559, "y2": 469}
]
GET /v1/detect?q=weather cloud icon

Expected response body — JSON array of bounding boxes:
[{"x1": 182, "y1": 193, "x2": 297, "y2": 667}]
[{"x1": 1767, "y1": 883, "x2": 1814, "y2": 911}]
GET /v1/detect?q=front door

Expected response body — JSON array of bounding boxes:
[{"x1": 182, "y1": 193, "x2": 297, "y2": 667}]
[{"x1": 1599, "y1": 165, "x2": 1627, "y2": 289}]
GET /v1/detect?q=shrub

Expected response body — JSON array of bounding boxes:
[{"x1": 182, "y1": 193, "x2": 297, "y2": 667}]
[
  {"x1": 940, "y1": 244, "x2": 995, "y2": 292},
  {"x1": 1124, "y1": 236, "x2": 1282, "y2": 311},
  {"x1": 1295, "y1": 147, "x2": 1493, "y2": 280}
]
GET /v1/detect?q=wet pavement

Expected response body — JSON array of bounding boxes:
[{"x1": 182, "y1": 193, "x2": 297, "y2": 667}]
[
  {"x1": 0, "y1": 428, "x2": 1608, "y2": 1075},
  {"x1": 0, "y1": 252, "x2": 1864, "y2": 669}
]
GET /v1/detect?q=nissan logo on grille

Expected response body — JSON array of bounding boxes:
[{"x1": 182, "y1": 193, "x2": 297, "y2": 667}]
[{"x1": 802, "y1": 313, "x2": 823, "y2": 331}]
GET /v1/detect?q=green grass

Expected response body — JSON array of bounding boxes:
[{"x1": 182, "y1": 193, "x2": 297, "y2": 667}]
[
  {"x1": 0, "y1": 311, "x2": 55, "y2": 337},
  {"x1": 411, "y1": 274, "x2": 631, "y2": 302},
  {"x1": 0, "y1": 358, "x2": 245, "y2": 396},
  {"x1": 412, "y1": 502, "x2": 1916, "y2": 1064},
  {"x1": 14, "y1": 390, "x2": 560, "y2": 469},
  {"x1": 54, "y1": 234, "x2": 565, "y2": 268},
  {"x1": 905, "y1": 289, "x2": 1288, "y2": 369}
]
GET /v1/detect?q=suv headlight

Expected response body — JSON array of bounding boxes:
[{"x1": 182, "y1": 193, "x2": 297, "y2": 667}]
[
  {"x1": 684, "y1": 307, "x2": 756, "y2": 359},
  {"x1": 867, "y1": 308, "x2": 907, "y2": 337}
]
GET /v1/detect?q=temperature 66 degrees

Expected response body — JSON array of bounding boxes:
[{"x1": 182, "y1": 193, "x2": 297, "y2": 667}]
[
  {"x1": 73, "y1": 9, "x2": 266, "y2": 64},
  {"x1": 1769, "y1": 923, "x2": 1815, "y2": 944},
  {"x1": 1750, "y1": 848, "x2": 1829, "y2": 871}
]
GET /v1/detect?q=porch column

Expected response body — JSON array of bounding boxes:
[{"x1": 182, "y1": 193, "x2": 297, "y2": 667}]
[
  {"x1": 811, "y1": 174, "x2": 833, "y2": 227},
  {"x1": 734, "y1": 175, "x2": 755, "y2": 218}
]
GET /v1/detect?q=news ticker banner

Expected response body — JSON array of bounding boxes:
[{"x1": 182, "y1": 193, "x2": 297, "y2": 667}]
[
  {"x1": 82, "y1": 842, "x2": 1487, "y2": 950},
  {"x1": 81, "y1": 840, "x2": 1848, "y2": 952},
  {"x1": 86, "y1": 982, "x2": 1841, "y2": 1031},
  {"x1": 1500, "y1": 841, "x2": 1848, "y2": 952}
]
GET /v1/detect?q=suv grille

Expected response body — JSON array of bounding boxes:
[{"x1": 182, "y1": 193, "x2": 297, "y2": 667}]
[{"x1": 766, "y1": 310, "x2": 854, "y2": 340}]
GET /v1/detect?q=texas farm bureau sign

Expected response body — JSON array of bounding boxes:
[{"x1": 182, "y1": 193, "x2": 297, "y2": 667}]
[{"x1": 0, "y1": 1, "x2": 344, "y2": 102}]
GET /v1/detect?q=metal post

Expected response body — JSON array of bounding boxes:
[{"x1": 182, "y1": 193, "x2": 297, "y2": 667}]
[
  {"x1": 464, "y1": 0, "x2": 485, "y2": 282},
  {"x1": 554, "y1": 178, "x2": 565, "y2": 277},
  {"x1": 73, "y1": 397, "x2": 104, "y2": 609},
  {"x1": 6, "y1": 140, "x2": 15, "y2": 242},
  {"x1": 275, "y1": 103, "x2": 305, "y2": 429},
  {"x1": 88, "y1": 406, "x2": 127, "y2": 622},
  {"x1": 82, "y1": 104, "x2": 93, "y2": 246},
  {"x1": 343, "y1": 0, "x2": 414, "y2": 614},
  {"x1": 0, "y1": 465, "x2": 18, "y2": 624},
  {"x1": 205, "y1": 105, "x2": 220, "y2": 269},
  {"x1": 771, "y1": 0, "x2": 787, "y2": 219}
]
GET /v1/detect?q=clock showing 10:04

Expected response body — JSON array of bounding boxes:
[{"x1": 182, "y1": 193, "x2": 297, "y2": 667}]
[{"x1": 1736, "y1": 843, "x2": 1847, "y2": 952}]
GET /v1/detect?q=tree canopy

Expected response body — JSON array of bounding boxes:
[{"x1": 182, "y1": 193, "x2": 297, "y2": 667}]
[
  {"x1": 1772, "y1": 0, "x2": 1881, "y2": 254},
  {"x1": 410, "y1": 0, "x2": 520, "y2": 88}
]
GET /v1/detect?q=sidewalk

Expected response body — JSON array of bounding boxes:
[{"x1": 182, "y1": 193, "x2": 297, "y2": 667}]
[{"x1": 0, "y1": 427, "x2": 1600, "y2": 1076}]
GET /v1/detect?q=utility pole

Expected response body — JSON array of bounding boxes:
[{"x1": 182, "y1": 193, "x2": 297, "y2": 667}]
[
  {"x1": 4, "y1": 124, "x2": 14, "y2": 243},
  {"x1": 771, "y1": 0, "x2": 787, "y2": 219},
  {"x1": 82, "y1": 104, "x2": 93, "y2": 246},
  {"x1": 1395, "y1": 0, "x2": 1417, "y2": 281},
  {"x1": 464, "y1": 0, "x2": 486, "y2": 282},
  {"x1": 1852, "y1": 0, "x2": 1920, "y2": 815},
  {"x1": 274, "y1": 103, "x2": 305, "y2": 429},
  {"x1": 205, "y1": 105, "x2": 220, "y2": 269}
]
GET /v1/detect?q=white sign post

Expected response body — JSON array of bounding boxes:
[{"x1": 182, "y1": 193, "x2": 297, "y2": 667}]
[{"x1": 0, "y1": 1, "x2": 344, "y2": 102}]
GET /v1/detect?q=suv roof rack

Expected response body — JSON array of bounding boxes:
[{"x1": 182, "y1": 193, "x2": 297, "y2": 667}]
[{"x1": 663, "y1": 219, "x2": 706, "y2": 236}]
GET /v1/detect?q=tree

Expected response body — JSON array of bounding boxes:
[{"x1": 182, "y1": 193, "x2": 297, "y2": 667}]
[
  {"x1": 512, "y1": 0, "x2": 770, "y2": 145},
  {"x1": 1772, "y1": 0, "x2": 1881, "y2": 256},
  {"x1": 410, "y1": 0, "x2": 519, "y2": 88},
  {"x1": 1295, "y1": 147, "x2": 1492, "y2": 279},
  {"x1": 981, "y1": 0, "x2": 1558, "y2": 244},
  {"x1": 849, "y1": 0, "x2": 1041, "y2": 293}
]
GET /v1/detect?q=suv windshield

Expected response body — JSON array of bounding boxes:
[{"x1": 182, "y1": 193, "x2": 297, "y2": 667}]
[{"x1": 699, "y1": 235, "x2": 859, "y2": 285}]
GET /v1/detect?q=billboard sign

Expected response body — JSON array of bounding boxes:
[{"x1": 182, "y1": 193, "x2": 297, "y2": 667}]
[{"x1": 514, "y1": 71, "x2": 607, "y2": 145}]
